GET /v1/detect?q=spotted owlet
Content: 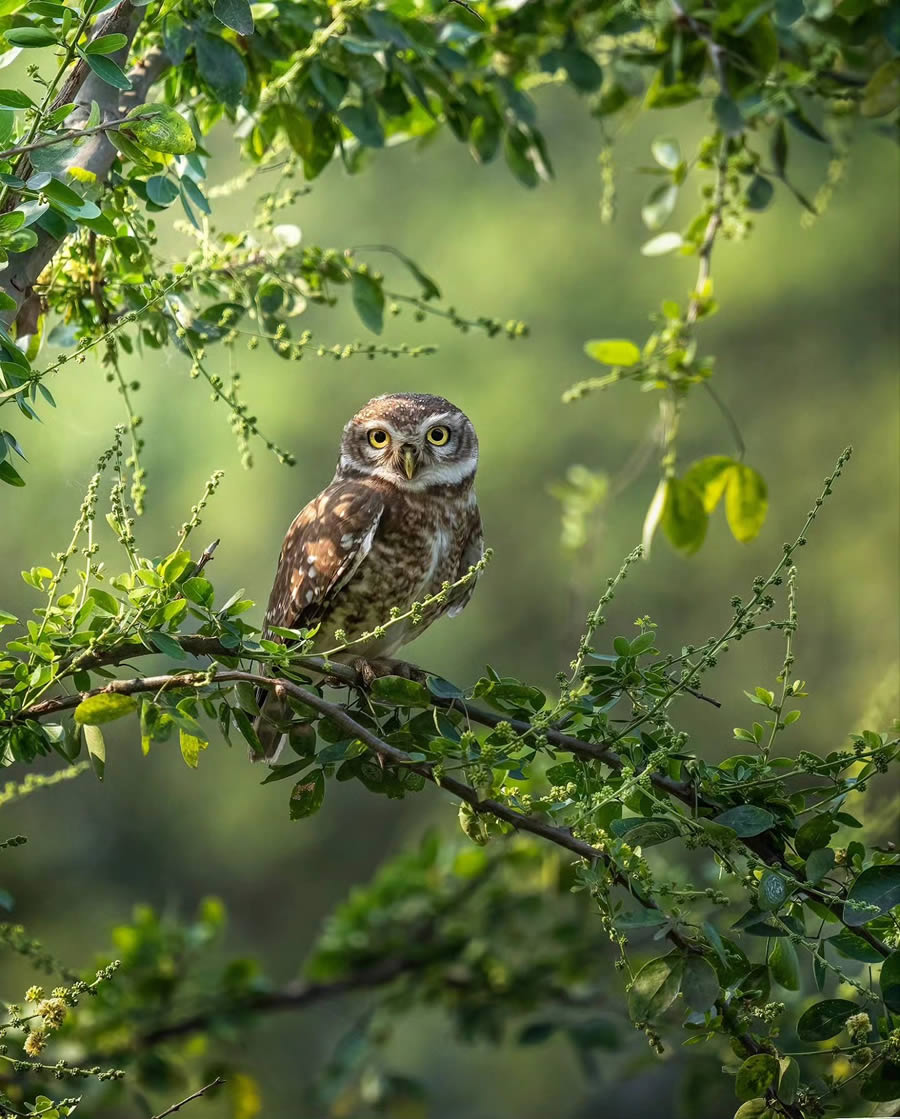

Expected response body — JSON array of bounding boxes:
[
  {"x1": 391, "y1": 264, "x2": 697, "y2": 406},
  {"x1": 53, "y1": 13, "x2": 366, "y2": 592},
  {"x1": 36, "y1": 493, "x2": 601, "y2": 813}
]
[{"x1": 252, "y1": 392, "x2": 484, "y2": 761}]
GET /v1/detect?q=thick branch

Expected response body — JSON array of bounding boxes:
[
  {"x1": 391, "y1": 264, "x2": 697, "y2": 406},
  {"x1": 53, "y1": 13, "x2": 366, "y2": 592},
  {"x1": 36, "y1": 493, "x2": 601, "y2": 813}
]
[
  {"x1": 129, "y1": 955, "x2": 420, "y2": 1053},
  {"x1": 0, "y1": 13, "x2": 171, "y2": 320}
]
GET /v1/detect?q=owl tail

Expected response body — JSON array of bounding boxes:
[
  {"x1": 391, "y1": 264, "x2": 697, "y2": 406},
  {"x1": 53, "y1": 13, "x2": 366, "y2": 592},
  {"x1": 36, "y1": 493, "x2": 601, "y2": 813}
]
[{"x1": 250, "y1": 688, "x2": 289, "y2": 765}]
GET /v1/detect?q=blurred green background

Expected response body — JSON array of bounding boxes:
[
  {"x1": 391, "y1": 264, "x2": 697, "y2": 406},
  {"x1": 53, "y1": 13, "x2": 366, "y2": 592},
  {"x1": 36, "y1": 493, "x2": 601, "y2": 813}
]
[{"x1": 1, "y1": 88, "x2": 898, "y2": 1116}]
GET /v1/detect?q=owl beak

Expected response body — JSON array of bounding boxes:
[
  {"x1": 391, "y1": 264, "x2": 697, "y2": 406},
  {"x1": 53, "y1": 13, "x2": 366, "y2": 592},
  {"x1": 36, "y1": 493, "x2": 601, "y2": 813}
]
[{"x1": 401, "y1": 446, "x2": 418, "y2": 480}]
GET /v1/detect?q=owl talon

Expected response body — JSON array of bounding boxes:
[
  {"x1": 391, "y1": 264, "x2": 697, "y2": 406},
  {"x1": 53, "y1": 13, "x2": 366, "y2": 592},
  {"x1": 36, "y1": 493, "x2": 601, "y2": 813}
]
[{"x1": 352, "y1": 657, "x2": 379, "y2": 688}]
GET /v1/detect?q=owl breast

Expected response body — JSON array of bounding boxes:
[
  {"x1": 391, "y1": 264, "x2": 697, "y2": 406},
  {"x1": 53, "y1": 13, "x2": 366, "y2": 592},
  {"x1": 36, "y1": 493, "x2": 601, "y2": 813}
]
[{"x1": 316, "y1": 491, "x2": 472, "y2": 659}]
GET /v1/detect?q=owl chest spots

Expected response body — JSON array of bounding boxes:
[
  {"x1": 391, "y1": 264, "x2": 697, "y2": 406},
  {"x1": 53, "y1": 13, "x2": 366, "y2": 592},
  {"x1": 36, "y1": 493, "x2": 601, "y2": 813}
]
[{"x1": 317, "y1": 501, "x2": 467, "y2": 654}]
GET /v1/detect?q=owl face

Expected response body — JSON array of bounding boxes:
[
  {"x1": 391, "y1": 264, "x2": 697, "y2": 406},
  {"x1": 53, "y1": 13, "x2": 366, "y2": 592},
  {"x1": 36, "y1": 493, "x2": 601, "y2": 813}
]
[{"x1": 337, "y1": 393, "x2": 478, "y2": 491}]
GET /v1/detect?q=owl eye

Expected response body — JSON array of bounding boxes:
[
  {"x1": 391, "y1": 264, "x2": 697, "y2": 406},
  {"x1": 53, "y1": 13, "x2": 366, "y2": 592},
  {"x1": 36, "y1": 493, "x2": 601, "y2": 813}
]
[
  {"x1": 426, "y1": 426, "x2": 450, "y2": 446},
  {"x1": 367, "y1": 429, "x2": 391, "y2": 449}
]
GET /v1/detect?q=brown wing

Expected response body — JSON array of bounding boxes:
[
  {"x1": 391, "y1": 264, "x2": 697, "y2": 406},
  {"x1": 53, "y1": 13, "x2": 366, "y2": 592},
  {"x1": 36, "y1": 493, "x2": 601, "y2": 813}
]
[
  {"x1": 447, "y1": 506, "x2": 484, "y2": 618},
  {"x1": 264, "y1": 479, "x2": 384, "y2": 639}
]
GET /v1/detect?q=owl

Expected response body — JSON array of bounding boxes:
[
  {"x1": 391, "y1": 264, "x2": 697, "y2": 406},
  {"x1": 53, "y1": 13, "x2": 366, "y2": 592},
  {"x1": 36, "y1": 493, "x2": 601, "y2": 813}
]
[{"x1": 252, "y1": 393, "x2": 484, "y2": 761}]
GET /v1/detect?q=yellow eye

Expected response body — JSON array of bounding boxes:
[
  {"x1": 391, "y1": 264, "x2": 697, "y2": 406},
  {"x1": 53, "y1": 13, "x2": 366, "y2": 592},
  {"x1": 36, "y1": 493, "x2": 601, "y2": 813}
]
[
  {"x1": 426, "y1": 425, "x2": 450, "y2": 446},
  {"x1": 367, "y1": 429, "x2": 391, "y2": 449}
]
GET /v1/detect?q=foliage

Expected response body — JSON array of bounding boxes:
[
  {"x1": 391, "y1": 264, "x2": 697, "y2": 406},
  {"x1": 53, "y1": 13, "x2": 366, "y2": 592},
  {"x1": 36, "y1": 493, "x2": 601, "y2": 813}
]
[{"x1": 0, "y1": 0, "x2": 892, "y2": 537}]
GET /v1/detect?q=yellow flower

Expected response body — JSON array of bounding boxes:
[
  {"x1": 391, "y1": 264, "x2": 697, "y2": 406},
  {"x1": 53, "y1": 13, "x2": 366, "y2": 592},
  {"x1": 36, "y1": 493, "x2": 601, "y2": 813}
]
[{"x1": 24, "y1": 1029, "x2": 46, "y2": 1057}]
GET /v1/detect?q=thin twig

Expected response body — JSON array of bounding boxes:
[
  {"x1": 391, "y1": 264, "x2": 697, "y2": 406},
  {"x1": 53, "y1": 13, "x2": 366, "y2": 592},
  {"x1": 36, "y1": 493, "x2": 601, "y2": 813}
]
[
  {"x1": 670, "y1": 0, "x2": 728, "y2": 92},
  {"x1": 446, "y1": 0, "x2": 485, "y2": 22},
  {"x1": 150, "y1": 1077, "x2": 223, "y2": 1119}
]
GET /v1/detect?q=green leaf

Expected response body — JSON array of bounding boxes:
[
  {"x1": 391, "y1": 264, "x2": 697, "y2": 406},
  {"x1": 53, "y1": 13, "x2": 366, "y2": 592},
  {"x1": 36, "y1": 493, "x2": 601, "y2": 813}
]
[
  {"x1": 712, "y1": 804, "x2": 774, "y2": 837},
  {"x1": 179, "y1": 729, "x2": 207, "y2": 767},
  {"x1": 232, "y1": 706, "x2": 263, "y2": 758},
  {"x1": 724, "y1": 465, "x2": 768, "y2": 543},
  {"x1": 861, "y1": 59, "x2": 900, "y2": 118},
  {"x1": 290, "y1": 768, "x2": 325, "y2": 819},
  {"x1": 126, "y1": 103, "x2": 195, "y2": 154},
  {"x1": 683, "y1": 455, "x2": 734, "y2": 513},
  {"x1": 662, "y1": 477, "x2": 708, "y2": 555},
  {"x1": 87, "y1": 587, "x2": 120, "y2": 615},
  {"x1": 0, "y1": 460, "x2": 25, "y2": 486},
  {"x1": 844, "y1": 864, "x2": 900, "y2": 927},
  {"x1": 827, "y1": 928, "x2": 885, "y2": 963},
  {"x1": 650, "y1": 136, "x2": 681, "y2": 171},
  {"x1": 641, "y1": 231, "x2": 684, "y2": 256},
  {"x1": 805, "y1": 847, "x2": 835, "y2": 884},
  {"x1": 641, "y1": 182, "x2": 678, "y2": 231},
  {"x1": 351, "y1": 271, "x2": 384, "y2": 335},
  {"x1": 757, "y1": 870, "x2": 788, "y2": 911},
  {"x1": 769, "y1": 938, "x2": 799, "y2": 990},
  {"x1": 147, "y1": 630, "x2": 186, "y2": 659},
  {"x1": 213, "y1": 0, "x2": 254, "y2": 34},
  {"x1": 83, "y1": 723, "x2": 105, "y2": 780},
  {"x1": 261, "y1": 757, "x2": 314, "y2": 784},
  {"x1": 713, "y1": 93, "x2": 744, "y2": 136},
  {"x1": 182, "y1": 576, "x2": 214, "y2": 606},
  {"x1": 735, "y1": 1054, "x2": 779, "y2": 1101},
  {"x1": 795, "y1": 813, "x2": 838, "y2": 857},
  {"x1": 426, "y1": 675, "x2": 464, "y2": 700},
  {"x1": 642, "y1": 477, "x2": 667, "y2": 555},
  {"x1": 4, "y1": 26, "x2": 57, "y2": 46},
  {"x1": 339, "y1": 101, "x2": 384, "y2": 147},
  {"x1": 860, "y1": 1059, "x2": 900, "y2": 1104},
  {"x1": 160, "y1": 548, "x2": 191, "y2": 582},
  {"x1": 627, "y1": 954, "x2": 684, "y2": 1022},
  {"x1": 146, "y1": 175, "x2": 179, "y2": 206},
  {"x1": 74, "y1": 693, "x2": 137, "y2": 725},
  {"x1": 733, "y1": 1102, "x2": 777, "y2": 1119},
  {"x1": 316, "y1": 738, "x2": 366, "y2": 764},
  {"x1": 84, "y1": 32, "x2": 128, "y2": 55},
  {"x1": 609, "y1": 816, "x2": 679, "y2": 847},
  {"x1": 583, "y1": 339, "x2": 641, "y2": 366},
  {"x1": 84, "y1": 53, "x2": 132, "y2": 90},
  {"x1": 746, "y1": 175, "x2": 774, "y2": 211},
  {"x1": 195, "y1": 31, "x2": 247, "y2": 106},
  {"x1": 370, "y1": 675, "x2": 430, "y2": 708},
  {"x1": 0, "y1": 89, "x2": 33, "y2": 108},
  {"x1": 42, "y1": 176, "x2": 83, "y2": 208},
  {"x1": 796, "y1": 998, "x2": 858, "y2": 1041},
  {"x1": 681, "y1": 955, "x2": 719, "y2": 1011},
  {"x1": 778, "y1": 1057, "x2": 799, "y2": 1105},
  {"x1": 879, "y1": 949, "x2": 900, "y2": 1012}
]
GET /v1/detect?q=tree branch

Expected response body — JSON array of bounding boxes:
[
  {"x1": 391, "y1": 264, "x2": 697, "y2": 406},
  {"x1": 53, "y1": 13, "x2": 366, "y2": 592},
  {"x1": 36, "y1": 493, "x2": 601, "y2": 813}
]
[
  {"x1": 9, "y1": 665, "x2": 694, "y2": 950},
  {"x1": 6, "y1": 636, "x2": 888, "y2": 958},
  {"x1": 0, "y1": 11, "x2": 171, "y2": 322},
  {"x1": 150, "y1": 1077, "x2": 223, "y2": 1119}
]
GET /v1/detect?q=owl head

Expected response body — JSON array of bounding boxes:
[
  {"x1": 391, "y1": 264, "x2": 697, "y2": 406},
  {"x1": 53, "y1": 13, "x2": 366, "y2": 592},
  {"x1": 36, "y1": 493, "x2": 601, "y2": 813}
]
[{"x1": 337, "y1": 393, "x2": 478, "y2": 491}]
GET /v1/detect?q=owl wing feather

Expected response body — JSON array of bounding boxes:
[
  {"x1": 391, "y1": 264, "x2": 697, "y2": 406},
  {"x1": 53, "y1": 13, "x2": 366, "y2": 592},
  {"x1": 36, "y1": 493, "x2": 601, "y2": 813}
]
[
  {"x1": 447, "y1": 507, "x2": 484, "y2": 618},
  {"x1": 263, "y1": 479, "x2": 385, "y2": 638},
  {"x1": 253, "y1": 480, "x2": 384, "y2": 761}
]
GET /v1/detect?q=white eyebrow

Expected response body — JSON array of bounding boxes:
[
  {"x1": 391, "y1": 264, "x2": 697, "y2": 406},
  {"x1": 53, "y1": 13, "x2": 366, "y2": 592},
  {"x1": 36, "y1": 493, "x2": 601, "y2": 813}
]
[{"x1": 417, "y1": 413, "x2": 456, "y2": 431}]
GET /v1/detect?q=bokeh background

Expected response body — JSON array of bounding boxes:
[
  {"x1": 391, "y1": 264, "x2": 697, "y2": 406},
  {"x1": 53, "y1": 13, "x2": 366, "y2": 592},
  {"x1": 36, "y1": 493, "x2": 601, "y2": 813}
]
[{"x1": 1, "y1": 88, "x2": 898, "y2": 1117}]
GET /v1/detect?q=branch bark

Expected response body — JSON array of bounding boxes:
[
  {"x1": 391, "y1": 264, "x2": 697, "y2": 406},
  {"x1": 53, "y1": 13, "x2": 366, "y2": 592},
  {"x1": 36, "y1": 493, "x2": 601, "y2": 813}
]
[
  {"x1": 0, "y1": 7, "x2": 171, "y2": 324},
  {"x1": 150, "y1": 1078, "x2": 223, "y2": 1119}
]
